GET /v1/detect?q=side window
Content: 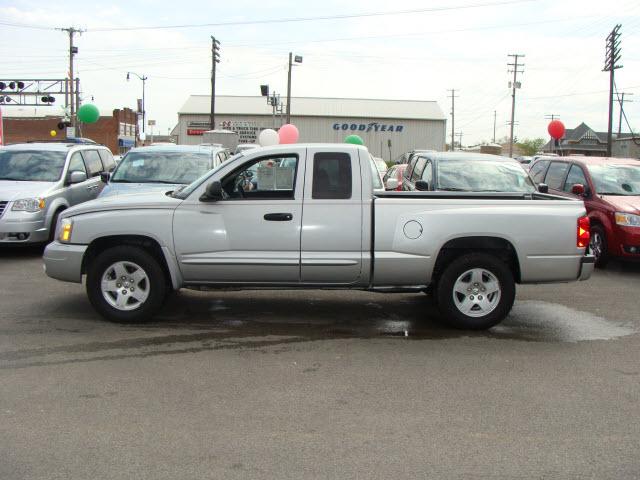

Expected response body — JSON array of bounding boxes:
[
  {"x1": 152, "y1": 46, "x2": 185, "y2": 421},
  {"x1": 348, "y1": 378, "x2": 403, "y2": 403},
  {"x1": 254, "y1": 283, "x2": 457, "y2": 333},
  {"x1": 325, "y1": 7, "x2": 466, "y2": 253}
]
[
  {"x1": 421, "y1": 160, "x2": 433, "y2": 184},
  {"x1": 68, "y1": 152, "x2": 87, "y2": 176},
  {"x1": 97, "y1": 149, "x2": 116, "y2": 171},
  {"x1": 411, "y1": 157, "x2": 427, "y2": 182},
  {"x1": 529, "y1": 160, "x2": 549, "y2": 183},
  {"x1": 82, "y1": 150, "x2": 104, "y2": 177},
  {"x1": 221, "y1": 155, "x2": 298, "y2": 200},
  {"x1": 544, "y1": 162, "x2": 570, "y2": 190},
  {"x1": 312, "y1": 152, "x2": 352, "y2": 199},
  {"x1": 404, "y1": 157, "x2": 417, "y2": 180},
  {"x1": 563, "y1": 164, "x2": 588, "y2": 193}
]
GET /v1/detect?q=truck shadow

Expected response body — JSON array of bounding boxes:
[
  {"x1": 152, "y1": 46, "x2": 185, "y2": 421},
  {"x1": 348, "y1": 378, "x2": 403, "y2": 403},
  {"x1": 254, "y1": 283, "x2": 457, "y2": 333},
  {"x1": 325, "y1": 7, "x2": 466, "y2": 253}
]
[{"x1": 0, "y1": 245, "x2": 45, "y2": 258}]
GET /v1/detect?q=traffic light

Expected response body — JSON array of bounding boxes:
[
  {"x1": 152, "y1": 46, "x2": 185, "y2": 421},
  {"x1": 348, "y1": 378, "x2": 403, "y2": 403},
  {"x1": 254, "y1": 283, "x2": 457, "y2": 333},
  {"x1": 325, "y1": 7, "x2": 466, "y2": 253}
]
[
  {"x1": 0, "y1": 82, "x2": 5, "y2": 90},
  {"x1": 0, "y1": 96, "x2": 9, "y2": 103},
  {"x1": 57, "y1": 121, "x2": 71, "y2": 130},
  {"x1": 41, "y1": 96, "x2": 56, "y2": 104}
]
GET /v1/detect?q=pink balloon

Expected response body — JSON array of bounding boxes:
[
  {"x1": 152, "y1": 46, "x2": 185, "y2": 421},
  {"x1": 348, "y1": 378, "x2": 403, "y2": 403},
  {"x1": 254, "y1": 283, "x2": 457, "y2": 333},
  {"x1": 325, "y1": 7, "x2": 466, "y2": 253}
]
[{"x1": 278, "y1": 124, "x2": 299, "y2": 144}]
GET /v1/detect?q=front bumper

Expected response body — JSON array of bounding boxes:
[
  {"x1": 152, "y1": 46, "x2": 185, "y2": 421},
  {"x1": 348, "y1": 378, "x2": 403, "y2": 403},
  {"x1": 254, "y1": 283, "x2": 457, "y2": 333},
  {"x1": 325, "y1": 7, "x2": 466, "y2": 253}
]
[
  {"x1": 578, "y1": 254, "x2": 595, "y2": 281},
  {"x1": 43, "y1": 241, "x2": 87, "y2": 283},
  {"x1": 613, "y1": 226, "x2": 640, "y2": 259},
  {"x1": 0, "y1": 216, "x2": 48, "y2": 243}
]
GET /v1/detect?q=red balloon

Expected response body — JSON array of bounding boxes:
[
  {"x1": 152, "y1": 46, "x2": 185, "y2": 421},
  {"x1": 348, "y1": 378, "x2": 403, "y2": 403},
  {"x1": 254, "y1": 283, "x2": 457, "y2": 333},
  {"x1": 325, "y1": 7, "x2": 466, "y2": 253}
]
[{"x1": 547, "y1": 120, "x2": 565, "y2": 140}]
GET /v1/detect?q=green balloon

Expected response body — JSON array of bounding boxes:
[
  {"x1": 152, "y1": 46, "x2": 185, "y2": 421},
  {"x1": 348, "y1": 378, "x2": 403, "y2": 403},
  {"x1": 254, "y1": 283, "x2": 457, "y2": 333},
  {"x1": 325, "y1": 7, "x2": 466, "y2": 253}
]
[
  {"x1": 344, "y1": 134, "x2": 364, "y2": 145},
  {"x1": 77, "y1": 104, "x2": 100, "y2": 123}
]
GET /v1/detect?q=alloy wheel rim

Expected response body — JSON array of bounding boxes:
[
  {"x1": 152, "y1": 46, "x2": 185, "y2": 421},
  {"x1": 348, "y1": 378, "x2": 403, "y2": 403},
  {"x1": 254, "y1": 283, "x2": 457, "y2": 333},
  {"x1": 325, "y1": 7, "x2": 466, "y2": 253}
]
[
  {"x1": 452, "y1": 268, "x2": 502, "y2": 318},
  {"x1": 101, "y1": 261, "x2": 150, "y2": 311},
  {"x1": 590, "y1": 232, "x2": 603, "y2": 260}
]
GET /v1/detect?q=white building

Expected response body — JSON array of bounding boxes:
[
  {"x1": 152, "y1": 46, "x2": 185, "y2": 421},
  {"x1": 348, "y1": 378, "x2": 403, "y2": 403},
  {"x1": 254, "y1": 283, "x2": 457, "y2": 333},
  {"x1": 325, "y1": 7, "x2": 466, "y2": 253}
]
[{"x1": 175, "y1": 96, "x2": 446, "y2": 161}]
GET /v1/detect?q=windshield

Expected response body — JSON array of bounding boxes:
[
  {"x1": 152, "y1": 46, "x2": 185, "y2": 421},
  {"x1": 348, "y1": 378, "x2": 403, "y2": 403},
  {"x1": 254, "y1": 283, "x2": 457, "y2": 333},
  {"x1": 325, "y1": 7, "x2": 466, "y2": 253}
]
[
  {"x1": 172, "y1": 152, "x2": 245, "y2": 199},
  {"x1": 437, "y1": 159, "x2": 536, "y2": 192},
  {"x1": 0, "y1": 150, "x2": 67, "y2": 182},
  {"x1": 587, "y1": 164, "x2": 640, "y2": 195},
  {"x1": 111, "y1": 151, "x2": 213, "y2": 184}
]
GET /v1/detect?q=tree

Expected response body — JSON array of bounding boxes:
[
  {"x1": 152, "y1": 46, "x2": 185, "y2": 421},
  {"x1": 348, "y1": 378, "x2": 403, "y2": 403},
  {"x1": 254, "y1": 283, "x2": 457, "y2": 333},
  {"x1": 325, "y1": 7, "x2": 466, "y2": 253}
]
[{"x1": 516, "y1": 138, "x2": 546, "y2": 156}]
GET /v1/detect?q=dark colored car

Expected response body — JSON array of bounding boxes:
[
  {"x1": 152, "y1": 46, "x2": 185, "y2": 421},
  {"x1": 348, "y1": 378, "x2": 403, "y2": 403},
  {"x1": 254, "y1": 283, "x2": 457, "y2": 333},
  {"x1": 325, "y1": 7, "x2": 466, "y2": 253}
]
[
  {"x1": 529, "y1": 156, "x2": 640, "y2": 266},
  {"x1": 401, "y1": 152, "x2": 536, "y2": 193},
  {"x1": 382, "y1": 164, "x2": 407, "y2": 190}
]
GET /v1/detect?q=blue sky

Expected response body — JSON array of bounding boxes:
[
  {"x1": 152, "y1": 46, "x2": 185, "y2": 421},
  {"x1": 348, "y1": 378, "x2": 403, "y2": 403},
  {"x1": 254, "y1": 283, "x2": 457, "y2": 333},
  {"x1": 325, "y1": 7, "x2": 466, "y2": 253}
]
[{"x1": 1, "y1": 0, "x2": 639, "y2": 145}]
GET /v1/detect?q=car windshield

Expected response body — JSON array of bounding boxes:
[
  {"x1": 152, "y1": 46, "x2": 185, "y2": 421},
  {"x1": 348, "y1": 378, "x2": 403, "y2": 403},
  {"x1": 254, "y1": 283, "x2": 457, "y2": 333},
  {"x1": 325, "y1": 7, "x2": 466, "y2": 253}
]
[
  {"x1": 0, "y1": 150, "x2": 67, "y2": 182},
  {"x1": 587, "y1": 164, "x2": 640, "y2": 195},
  {"x1": 437, "y1": 159, "x2": 536, "y2": 193},
  {"x1": 111, "y1": 151, "x2": 213, "y2": 184},
  {"x1": 172, "y1": 152, "x2": 245, "y2": 199}
]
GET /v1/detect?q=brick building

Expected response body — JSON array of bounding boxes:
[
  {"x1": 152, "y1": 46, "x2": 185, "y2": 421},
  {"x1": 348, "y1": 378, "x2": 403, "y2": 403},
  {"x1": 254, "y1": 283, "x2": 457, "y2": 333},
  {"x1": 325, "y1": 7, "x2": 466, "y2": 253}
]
[{"x1": 2, "y1": 107, "x2": 138, "y2": 154}]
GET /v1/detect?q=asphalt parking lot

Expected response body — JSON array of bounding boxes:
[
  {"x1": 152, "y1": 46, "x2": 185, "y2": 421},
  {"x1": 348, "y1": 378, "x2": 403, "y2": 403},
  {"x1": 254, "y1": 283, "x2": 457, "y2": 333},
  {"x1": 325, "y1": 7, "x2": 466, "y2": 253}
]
[{"x1": 1, "y1": 247, "x2": 639, "y2": 479}]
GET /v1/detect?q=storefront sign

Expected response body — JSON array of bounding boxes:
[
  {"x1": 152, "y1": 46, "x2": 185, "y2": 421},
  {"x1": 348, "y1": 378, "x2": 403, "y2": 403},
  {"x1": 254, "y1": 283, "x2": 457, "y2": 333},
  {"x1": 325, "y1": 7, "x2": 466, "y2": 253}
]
[
  {"x1": 187, "y1": 129, "x2": 207, "y2": 136},
  {"x1": 220, "y1": 120, "x2": 262, "y2": 143},
  {"x1": 332, "y1": 122, "x2": 404, "y2": 133}
]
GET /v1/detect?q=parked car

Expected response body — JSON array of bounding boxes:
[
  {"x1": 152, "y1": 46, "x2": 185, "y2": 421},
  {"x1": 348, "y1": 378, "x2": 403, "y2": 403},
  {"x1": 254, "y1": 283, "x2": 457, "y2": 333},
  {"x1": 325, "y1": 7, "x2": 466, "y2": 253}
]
[
  {"x1": 528, "y1": 155, "x2": 640, "y2": 266},
  {"x1": 515, "y1": 156, "x2": 533, "y2": 169},
  {"x1": 382, "y1": 164, "x2": 407, "y2": 191},
  {"x1": 395, "y1": 149, "x2": 434, "y2": 165},
  {"x1": 401, "y1": 152, "x2": 537, "y2": 193},
  {"x1": 100, "y1": 145, "x2": 230, "y2": 198},
  {"x1": 44, "y1": 143, "x2": 593, "y2": 330},
  {"x1": 235, "y1": 143, "x2": 260, "y2": 154},
  {"x1": 0, "y1": 142, "x2": 115, "y2": 244}
]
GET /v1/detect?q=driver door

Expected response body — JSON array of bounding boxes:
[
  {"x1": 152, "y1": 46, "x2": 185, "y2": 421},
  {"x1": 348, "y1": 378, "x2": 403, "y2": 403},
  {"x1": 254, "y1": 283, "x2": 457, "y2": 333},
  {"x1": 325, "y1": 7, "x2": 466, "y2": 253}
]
[{"x1": 173, "y1": 149, "x2": 305, "y2": 284}]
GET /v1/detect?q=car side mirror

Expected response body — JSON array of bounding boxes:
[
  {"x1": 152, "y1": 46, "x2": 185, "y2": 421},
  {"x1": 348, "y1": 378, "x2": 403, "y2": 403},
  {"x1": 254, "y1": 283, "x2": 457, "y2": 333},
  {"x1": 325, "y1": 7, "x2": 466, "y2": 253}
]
[
  {"x1": 68, "y1": 170, "x2": 87, "y2": 184},
  {"x1": 100, "y1": 171, "x2": 111, "y2": 183},
  {"x1": 385, "y1": 178, "x2": 399, "y2": 190},
  {"x1": 200, "y1": 181, "x2": 223, "y2": 202},
  {"x1": 571, "y1": 183, "x2": 585, "y2": 196},
  {"x1": 538, "y1": 183, "x2": 549, "y2": 193},
  {"x1": 415, "y1": 180, "x2": 430, "y2": 191}
]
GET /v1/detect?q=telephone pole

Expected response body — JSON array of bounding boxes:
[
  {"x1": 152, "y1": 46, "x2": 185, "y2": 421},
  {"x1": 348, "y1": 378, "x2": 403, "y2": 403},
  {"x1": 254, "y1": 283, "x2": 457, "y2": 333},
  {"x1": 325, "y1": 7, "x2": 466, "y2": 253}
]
[
  {"x1": 448, "y1": 89, "x2": 458, "y2": 151},
  {"x1": 456, "y1": 132, "x2": 463, "y2": 150},
  {"x1": 210, "y1": 36, "x2": 220, "y2": 130},
  {"x1": 603, "y1": 24, "x2": 622, "y2": 156},
  {"x1": 617, "y1": 92, "x2": 633, "y2": 136},
  {"x1": 493, "y1": 110, "x2": 497, "y2": 143},
  {"x1": 507, "y1": 53, "x2": 525, "y2": 157},
  {"x1": 58, "y1": 27, "x2": 83, "y2": 130}
]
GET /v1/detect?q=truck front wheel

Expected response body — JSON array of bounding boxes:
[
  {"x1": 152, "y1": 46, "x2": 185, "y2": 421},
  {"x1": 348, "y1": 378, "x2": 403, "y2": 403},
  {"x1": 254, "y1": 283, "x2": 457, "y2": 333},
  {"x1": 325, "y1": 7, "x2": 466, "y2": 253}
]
[
  {"x1": 436, "y1": 253, "x2": 515, "y2": 330},
  {"x1": 86, "y1": 245, "x2": 167, "y2": 323}
]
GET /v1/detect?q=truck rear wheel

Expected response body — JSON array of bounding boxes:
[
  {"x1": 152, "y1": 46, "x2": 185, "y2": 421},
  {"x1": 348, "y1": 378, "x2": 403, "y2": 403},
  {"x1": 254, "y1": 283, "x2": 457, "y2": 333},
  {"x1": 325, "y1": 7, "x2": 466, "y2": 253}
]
[
  {"x1": 86, "y1": 245, "x2": 167, "y2": 323},
  {"x1": 436, "y1": 253, "x2": 515, "y2": 330}
]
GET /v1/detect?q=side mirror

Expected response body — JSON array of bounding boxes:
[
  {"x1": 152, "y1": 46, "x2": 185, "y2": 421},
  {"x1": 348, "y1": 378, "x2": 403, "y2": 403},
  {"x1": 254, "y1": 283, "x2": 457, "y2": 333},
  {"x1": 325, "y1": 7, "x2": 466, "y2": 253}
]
[
  {"x1": 100, "y1": 171, "x2": 111, "y2": 183},
  {"x1": 538, "y1": 183, "x2": 549, "y2": 193},
  {"x1": 571, "y1": 183, "x2": 585, "y2": 196},
  {"x1": 200, "y1": 181, "x2": 223, "y2": 202},
  {"x1": 415, "y1": 180, "x2": 430, "y2": 191},
  {"x1": 385, "y1": 178, "x2": 399, "y2": 190},
  {"x1": 68, "y1": 170, "x2": 87, "y2": 184}
]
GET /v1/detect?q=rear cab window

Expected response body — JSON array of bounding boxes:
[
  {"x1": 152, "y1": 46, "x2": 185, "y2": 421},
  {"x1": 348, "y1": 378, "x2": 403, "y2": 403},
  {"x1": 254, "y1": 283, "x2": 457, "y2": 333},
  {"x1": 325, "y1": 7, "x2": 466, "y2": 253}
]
[{"x1": 312, "y1": 152, "x2": 352, "y2": 199}]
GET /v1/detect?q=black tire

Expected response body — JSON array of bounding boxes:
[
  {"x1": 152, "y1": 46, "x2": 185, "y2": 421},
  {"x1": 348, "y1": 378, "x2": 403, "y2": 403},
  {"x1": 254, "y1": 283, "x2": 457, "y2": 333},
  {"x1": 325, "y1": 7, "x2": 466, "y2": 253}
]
[
  {"x1": 48, "y1": 209, "x2": 64, "y2": 243},
  {"x1": 435, "y1": 252, "x2": 515, "y2": 330},
  {"x1": 86, "y1": 245, "x2": 167, "y2": 323},
  {"x1": 589, "y1": 225, "x2": 609, "y2": 268}
]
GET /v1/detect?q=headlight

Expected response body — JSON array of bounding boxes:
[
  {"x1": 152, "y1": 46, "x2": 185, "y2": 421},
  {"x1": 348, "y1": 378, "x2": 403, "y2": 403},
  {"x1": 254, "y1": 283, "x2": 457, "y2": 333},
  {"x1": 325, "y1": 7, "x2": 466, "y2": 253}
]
[
  {"x1": 59, "y1": 218, "x2": 73, "y2": 243},
  {"x1": 11, "y1": 198, "x2": 45, "y2": 212},
  {"x1": 615, "y1": 212, "x2": 640, "y2": 227}
]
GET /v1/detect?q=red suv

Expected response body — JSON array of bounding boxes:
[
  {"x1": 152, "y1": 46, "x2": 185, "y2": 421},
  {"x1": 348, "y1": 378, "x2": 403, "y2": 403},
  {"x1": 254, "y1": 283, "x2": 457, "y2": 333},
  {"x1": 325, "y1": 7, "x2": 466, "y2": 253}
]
[{"x1": 529, "y1": 156, "x2": 640, "y2": 266}]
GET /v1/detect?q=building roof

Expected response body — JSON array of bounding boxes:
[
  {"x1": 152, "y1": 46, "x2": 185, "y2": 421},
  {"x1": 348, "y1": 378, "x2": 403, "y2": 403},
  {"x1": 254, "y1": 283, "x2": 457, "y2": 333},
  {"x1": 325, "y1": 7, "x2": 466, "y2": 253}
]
[
  {"x1": 542, "y1": 122, "x2": 609, "y2": 151},
  {"x1": 178, "y1": 95, "x2": 446, "y2": 121}
]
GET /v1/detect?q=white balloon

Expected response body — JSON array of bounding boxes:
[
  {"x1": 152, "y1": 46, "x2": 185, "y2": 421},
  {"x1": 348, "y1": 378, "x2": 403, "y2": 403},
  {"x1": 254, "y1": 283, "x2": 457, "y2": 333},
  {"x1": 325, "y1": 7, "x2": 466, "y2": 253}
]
[{"x1": 258, "y1": 129, "x2": 279, "y2": 147}]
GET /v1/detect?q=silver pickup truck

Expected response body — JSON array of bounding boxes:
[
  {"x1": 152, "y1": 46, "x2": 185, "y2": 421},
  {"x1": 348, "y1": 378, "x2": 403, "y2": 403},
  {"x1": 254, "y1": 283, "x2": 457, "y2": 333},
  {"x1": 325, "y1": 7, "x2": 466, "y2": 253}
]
[{"x1": 43, "y1": 144, "x2": 594, "y2": 329}]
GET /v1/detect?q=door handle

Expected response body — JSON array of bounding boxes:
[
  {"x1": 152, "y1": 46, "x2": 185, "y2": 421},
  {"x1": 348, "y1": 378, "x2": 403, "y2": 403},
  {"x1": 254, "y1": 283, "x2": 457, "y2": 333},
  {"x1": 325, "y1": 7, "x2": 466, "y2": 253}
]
[{"x1": 264, "y1": 213, "x2": 293, "y2": 221}]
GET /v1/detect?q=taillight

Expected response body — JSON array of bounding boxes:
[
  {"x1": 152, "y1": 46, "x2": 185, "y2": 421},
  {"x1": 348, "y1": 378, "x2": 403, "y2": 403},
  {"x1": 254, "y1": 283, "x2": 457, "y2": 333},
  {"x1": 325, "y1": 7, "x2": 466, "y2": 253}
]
[{"x1": 577, "y1": 216, "x2": 590, "y2": 248}]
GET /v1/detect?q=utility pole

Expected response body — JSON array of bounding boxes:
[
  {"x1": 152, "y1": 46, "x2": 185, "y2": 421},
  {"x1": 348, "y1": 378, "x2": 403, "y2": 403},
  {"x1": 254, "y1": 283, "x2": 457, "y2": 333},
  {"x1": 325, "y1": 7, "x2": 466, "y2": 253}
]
[
  {"x1": 617, "y1": 92, "x2": 633, "y2": 136},
  {"x1": 210, "y1": 36, "x2": 220, "y2": 130},
  {"x1": 603, "y1": 24, "x2": 622, "y2": 157},
  {"x1": 286, "y1": 52, "x2": 303, "y2": 124},
  {"x1": 493, "y1": 110, "x2": 497, "y2": 144},
  {"x1": 59, "y1": 27, "x2": 83, "y2": 131},
  {"x1": 447, "y1": 89, "x2": 458, "y2": 151},
  {"x1": 456, "y1": 132, "x2": 463, "y2": 150},
  {"x1": 507, "y1": 53, "x2": 525, "y2": 157}
]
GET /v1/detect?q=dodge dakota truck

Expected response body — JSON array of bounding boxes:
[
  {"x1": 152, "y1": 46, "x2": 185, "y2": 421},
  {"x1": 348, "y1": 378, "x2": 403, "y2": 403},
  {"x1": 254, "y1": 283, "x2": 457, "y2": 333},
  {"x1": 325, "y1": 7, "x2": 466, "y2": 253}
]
[{"x1": 43, "y1": 144, "x2": 594, "y2": 330}]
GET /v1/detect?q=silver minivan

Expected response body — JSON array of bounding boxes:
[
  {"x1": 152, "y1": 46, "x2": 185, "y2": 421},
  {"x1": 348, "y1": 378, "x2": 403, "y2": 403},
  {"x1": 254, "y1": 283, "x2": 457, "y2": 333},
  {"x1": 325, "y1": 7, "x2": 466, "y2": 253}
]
[{"x1": 0, "y1": 142, "x2": 116, "y2": 244}]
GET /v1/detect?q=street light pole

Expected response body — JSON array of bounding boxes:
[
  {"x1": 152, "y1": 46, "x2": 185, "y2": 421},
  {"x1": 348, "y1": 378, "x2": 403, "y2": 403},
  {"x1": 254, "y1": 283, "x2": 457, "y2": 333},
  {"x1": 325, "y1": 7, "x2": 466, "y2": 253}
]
[
  {"x1": 127, "y1": 71, "x2": 148, "y2": 135},
  {"x1": 286, "y1": 52, "x2": 302, "y2": 124}
]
